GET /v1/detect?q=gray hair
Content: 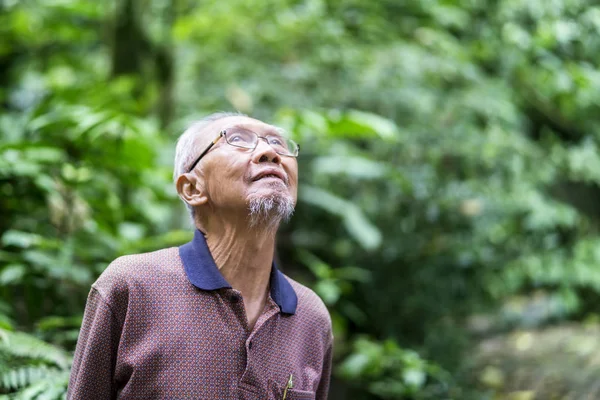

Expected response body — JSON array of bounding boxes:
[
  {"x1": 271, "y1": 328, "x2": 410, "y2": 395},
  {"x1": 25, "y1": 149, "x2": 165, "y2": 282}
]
[
  {"x1": 173, "y1": 112, "x2": 246, "y2": 218},
  {"x1": 249, "y1": 193, "x2": 295, "y2": 229}
]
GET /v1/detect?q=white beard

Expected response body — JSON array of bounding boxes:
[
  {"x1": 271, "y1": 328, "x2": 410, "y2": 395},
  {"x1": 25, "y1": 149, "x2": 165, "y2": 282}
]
[{"x1": 248, "y1": 193, "x2": 295, "y2": 228}]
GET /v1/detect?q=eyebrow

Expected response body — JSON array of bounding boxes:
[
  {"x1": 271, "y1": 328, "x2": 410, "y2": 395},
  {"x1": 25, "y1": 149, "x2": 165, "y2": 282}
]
[{"x1": 226, "y1": 124, "x2": 288, "y2": 138}]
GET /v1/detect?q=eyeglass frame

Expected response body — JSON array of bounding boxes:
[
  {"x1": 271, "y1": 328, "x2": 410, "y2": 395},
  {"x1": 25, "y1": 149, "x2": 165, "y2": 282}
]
[{"x1": 186, "y1": 129, "x2": 300, "y2": 173}]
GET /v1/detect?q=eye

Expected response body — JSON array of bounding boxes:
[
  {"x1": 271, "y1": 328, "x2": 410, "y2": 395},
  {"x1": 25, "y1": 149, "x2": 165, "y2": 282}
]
[
  {"x1": 227, "y1": 131, "x2": 254, "y2": 144},
  {"x1": 268, "y1": 137, "x2": 284, "y2": 146}
]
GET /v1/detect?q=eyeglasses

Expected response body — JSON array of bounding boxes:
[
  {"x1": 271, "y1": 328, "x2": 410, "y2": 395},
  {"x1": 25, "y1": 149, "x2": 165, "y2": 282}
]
[{"x1": 187, "y1": 128, "x2": 300, "y2": 173}]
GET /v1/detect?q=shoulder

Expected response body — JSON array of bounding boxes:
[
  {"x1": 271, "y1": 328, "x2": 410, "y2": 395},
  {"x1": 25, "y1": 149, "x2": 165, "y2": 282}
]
[
  {"x1": 285, "y1": 275, "x2": 332, "y2": 334},
  {"x1": 92, "y1": 247, "x2": 181, "y2": 305}
]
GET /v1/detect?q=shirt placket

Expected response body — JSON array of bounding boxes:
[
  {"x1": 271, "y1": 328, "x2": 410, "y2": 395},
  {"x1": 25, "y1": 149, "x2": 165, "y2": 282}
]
[{"x1": 237, "y1": 295, "x2": 281, "y2": 395}]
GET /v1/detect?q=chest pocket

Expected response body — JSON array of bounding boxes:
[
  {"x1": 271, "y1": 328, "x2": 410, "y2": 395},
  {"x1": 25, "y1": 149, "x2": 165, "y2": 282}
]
[
  {"x1": 284, "y1": 388, "x2": 315, "y2": 400},
  {"x1": 267, "y1": 378, "x2": 316, "y2": 400}
]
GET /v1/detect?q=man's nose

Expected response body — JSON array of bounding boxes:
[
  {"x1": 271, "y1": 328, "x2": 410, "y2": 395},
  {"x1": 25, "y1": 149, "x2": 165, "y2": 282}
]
[{"x1": 252, "y1": 138, "x2": 281, "y2": 164}]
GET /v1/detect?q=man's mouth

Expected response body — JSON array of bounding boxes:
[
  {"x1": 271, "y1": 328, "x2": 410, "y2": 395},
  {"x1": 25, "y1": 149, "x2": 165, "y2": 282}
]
[
  {"x1": 252, "y1": 169, "x2": 287, "y2": 184},
  {"x1": 255, "y1": 174, "x2": 282, "y2": 180}
]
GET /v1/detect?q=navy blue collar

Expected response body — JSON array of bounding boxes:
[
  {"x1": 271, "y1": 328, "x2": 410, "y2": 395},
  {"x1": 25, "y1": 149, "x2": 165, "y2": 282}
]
[{"x1": 179, "y1": 230, "x2": 297, "y2": 315}]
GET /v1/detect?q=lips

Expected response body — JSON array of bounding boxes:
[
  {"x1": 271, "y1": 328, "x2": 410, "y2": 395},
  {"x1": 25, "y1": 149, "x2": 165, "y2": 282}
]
[{"x1": 252, "y1": 168, "x2": 287, "y2": 184}]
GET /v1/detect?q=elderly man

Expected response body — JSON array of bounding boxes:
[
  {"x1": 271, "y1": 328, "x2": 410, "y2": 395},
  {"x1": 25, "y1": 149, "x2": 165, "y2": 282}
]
[{"x1": 67, "y1": 113, "x2": 333, "y2": 399}]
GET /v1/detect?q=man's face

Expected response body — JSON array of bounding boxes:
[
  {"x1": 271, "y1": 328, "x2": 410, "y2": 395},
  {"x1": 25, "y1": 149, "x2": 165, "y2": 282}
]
[{"x1": 193, "y1": 116, "x2": 298, "y2": 219}]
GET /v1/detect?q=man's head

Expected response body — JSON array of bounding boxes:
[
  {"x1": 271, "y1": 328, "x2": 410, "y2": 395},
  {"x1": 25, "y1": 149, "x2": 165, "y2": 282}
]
[{"x1": 173, "y1": 113, "x2": 299, "y2": 231}]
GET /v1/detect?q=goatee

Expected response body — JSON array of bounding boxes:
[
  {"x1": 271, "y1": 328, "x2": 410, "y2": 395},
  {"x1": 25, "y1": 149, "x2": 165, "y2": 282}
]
[{"x1": 248, "y1": 193, "x2": 295, "y2": 228}]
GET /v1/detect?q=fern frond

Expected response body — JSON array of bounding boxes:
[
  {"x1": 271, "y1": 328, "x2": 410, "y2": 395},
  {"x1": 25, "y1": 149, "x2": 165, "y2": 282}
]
[
  {"x1": 0, "y1": 330, "x2": 70, "y2": 370},
  {"x1": 0, "y1": 368, "x2": 69, "y2": 400},
  {"x1": 0, "y1": 365, "x2": 51, "y2": 391},
  {"x1": 0, "y1": 329, "x2": 71, "y2": 399},
  {"x1": 12, "y1": 371, "x2": 69, "y2": 400}
]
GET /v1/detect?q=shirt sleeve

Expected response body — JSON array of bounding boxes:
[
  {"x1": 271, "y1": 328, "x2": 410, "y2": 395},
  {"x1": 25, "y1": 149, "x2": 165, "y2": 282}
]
[
  {"x1": 316, "y1": 335, "x2": 333, "y2": 400},
  {"x1": 67, "y1": 287, "x2": 122, "y2": 400}
]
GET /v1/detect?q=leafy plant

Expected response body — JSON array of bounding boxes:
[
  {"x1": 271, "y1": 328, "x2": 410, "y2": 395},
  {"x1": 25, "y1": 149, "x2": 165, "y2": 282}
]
[
  {"x1": 339, "y1": 337, "x2": 452, "y2": 400},
  {"x1": 0, "y1": 328, "x2": 71, "y2": 399}
]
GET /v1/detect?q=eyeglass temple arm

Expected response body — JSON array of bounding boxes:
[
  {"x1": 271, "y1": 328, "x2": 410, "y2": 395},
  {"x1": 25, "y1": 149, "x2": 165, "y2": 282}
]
[{"x1": 187, "y1": 131, "x2": 225, "y2": 172}]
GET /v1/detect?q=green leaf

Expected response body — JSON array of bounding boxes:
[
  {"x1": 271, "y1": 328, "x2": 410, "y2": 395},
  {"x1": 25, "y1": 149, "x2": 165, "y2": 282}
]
[
  {"x1": 312, "y1": 155, "x2": 388, "y2": 179},
  {"x1": 326, "y1": 110, "x2": 400, "y2": 141},
  {"x1": 339, "y1": 353, "x2": 371, "y2": 378},
  {"x1": 314, "y1": 280, "x2": 341, "y2": 305},
  {"x1": 1, "y1": 230, "x2": 43, "y2": 248},
  {"x1": 0, "y1": 329, "x2": 71, "y2": 370},
  {"x1": 403, "y1": 368, "x2": 426, "y2": 388},
  {"x1": 299, "y1": 186, "x2": 382, "y2": 250},
  {"x1": 297, "y1": 250, "x2": 332, "y2": 280},
  {"x1": 0, "y1": 264, "x2": 26, "y2": 285}
]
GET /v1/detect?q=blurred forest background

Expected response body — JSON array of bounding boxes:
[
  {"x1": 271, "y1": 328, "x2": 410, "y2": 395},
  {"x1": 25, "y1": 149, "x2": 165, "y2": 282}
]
[{"x1": 3, "y1": 0, "x2": 600, "y2": 399}]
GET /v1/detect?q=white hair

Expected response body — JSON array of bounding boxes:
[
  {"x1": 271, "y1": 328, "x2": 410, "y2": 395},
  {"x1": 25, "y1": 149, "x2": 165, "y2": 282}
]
[
  {"x1": 249, "y1": 193, "x2": 295, "y2": 229},
  {"x1": 173, "y1": 112, "x2": 246, "y2": 218},
  {"x1": 173, "y1": 112, "x2": 246, "y2": 182}
]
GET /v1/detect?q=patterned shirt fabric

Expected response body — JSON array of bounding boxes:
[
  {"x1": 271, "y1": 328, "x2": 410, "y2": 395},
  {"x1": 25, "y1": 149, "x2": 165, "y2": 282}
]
[{"x1": 67, "y1": 230, "x2": 333, "y2": 399}]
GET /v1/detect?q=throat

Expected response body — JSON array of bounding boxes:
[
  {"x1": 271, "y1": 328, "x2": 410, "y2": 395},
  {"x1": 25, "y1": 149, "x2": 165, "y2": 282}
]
[
  {"x1": 243, "y1": 291, "x2": 270, "y2": 331},
  {"x1": 205, "y1": 229, "x2": 276, "y2": 325}
]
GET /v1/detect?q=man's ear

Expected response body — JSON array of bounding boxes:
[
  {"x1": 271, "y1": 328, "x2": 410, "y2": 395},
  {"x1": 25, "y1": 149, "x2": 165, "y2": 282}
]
[{"x1": 176, "y1": 173, "x2": 208, "y2": 208}]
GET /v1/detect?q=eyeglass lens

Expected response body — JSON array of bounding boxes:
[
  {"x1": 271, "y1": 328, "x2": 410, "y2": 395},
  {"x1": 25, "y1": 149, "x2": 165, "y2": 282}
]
[{"x1": 225, "y1": 128, "x2": 296, "y2": 156}]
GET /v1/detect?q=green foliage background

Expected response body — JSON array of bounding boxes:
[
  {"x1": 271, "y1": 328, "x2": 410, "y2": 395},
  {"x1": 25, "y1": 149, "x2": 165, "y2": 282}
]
[{"x1": 2, "y1": 0, "x2": 600, "y2": 398}]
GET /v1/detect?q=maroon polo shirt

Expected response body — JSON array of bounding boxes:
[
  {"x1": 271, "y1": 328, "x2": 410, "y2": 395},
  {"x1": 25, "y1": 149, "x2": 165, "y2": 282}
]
[{"x1": 68, "y1": 230, "x2": 333, "y2": 399}]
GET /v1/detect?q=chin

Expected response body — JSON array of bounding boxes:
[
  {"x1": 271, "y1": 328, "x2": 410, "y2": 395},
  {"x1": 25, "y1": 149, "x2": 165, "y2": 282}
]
[{"x1": 247, "y1": 192, "x2": 295, "y2": 227}]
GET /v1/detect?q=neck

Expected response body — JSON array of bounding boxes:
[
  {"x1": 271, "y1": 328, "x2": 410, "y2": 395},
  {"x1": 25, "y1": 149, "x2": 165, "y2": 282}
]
[{"x1": 201, "y1": 212, "x2": 280, "y2": 307}]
